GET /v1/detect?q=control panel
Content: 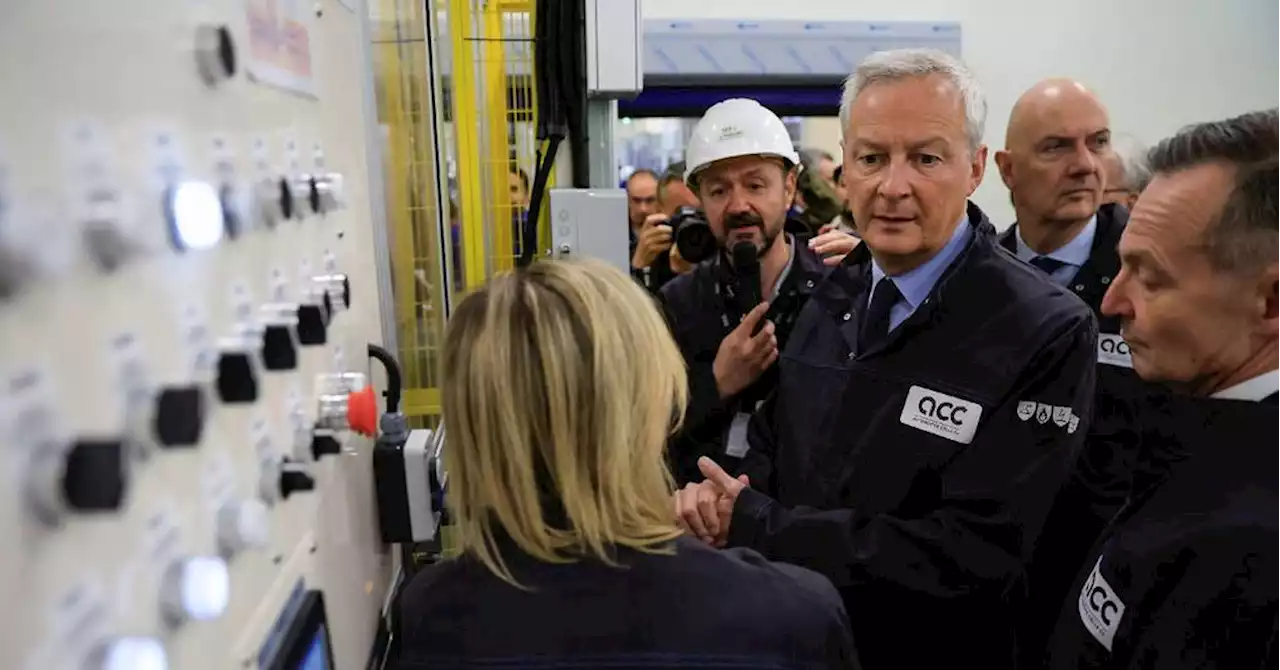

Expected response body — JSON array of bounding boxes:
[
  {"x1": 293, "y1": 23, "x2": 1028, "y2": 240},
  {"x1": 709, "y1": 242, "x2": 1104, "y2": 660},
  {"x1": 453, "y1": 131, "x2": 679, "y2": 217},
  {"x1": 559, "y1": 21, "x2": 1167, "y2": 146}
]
[{"x1": 0, "y1": 1, "x2": 392, "y2": 668}]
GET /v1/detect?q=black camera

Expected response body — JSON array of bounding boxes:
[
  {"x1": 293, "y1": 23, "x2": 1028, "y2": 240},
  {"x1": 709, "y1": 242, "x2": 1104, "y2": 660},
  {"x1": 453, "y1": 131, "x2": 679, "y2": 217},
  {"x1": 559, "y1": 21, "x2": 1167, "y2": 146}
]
[{"x1": 671, "y1": 206, "x2": 716, "y2": 264}]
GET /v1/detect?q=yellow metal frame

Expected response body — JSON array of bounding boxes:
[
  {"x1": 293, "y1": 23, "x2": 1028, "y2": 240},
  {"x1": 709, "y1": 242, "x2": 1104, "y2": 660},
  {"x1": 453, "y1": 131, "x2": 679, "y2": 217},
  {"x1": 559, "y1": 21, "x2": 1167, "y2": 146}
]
[
  {"x1": 377, "y1": 12, "x2": 422, "y2": 412},
  {"x1": 372, "y1": 0, "x2": 547, "y2": 424},
  {"x1": 448, "y1": 1, "x2": 489, "y2": 290},
  {"x1": 449, "y1": 0, "x2": 546, "y2": 289},
  {"x1": 482, "y1": 1, "x2": 515, "y2": 274},
  {"x1": 370, "y1": 0, "x2": 454, "y2": 422}
]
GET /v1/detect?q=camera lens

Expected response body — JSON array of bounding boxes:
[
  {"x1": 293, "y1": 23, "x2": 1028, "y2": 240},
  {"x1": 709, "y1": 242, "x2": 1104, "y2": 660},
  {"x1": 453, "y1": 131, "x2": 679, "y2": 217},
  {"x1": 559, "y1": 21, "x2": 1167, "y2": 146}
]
[
  {"x1": 672, "y1": 208, "x2": 716, "y2": 264},
  {"x1": 677, "y1": 224, "x2": 715, "y2": 263}
]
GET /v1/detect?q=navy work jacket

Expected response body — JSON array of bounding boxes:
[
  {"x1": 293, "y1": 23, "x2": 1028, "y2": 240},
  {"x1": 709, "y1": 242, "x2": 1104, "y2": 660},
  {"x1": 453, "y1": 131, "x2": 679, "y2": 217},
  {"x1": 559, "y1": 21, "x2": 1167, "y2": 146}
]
[{"x1": 730, "y1": 202, "x2": 1098, "y2": 669}]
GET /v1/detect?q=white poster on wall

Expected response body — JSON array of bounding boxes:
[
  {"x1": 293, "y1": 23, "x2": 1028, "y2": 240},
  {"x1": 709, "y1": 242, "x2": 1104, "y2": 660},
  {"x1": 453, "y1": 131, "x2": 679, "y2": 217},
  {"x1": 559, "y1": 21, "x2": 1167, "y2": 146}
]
[{"x1": 245, "y1": 0, "x2": 317, "y2": 98}]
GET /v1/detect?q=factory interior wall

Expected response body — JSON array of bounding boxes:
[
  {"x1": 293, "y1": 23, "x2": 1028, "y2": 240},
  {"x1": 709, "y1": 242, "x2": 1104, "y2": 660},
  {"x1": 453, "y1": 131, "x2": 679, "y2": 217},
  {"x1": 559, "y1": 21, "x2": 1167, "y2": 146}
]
[{"x1": 641, "y1": 0, "x2": 1280, "y2": 228}]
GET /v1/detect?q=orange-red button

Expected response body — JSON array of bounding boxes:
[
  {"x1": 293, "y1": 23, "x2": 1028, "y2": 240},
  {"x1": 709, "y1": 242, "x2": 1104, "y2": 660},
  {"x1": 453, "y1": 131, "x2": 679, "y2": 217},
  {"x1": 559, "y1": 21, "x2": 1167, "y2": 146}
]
[{"x1": 347, "y1": 385, "x2": 377, "y2": 436}]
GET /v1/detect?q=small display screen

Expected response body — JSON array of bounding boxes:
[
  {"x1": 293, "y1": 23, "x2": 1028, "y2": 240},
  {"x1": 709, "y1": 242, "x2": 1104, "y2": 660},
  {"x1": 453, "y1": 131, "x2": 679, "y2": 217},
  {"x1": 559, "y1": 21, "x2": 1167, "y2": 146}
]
[
  {"x1": 298, "y1": 628, "x2": 332, "y2": 670},
  {"x1": 261, "y1": 589, "x2": 335, "y2": 670}
]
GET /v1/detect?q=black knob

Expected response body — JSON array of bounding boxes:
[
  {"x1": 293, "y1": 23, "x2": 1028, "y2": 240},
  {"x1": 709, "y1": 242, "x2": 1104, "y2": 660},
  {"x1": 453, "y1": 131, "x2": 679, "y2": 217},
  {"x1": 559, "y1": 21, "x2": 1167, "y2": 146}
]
[
  {"x1": 279, "y1": 469, "x2": 316, "y2": 499},
  {"x1": 216, "y1": 351, "x2": 259, "y2": 402},
  {"x1": 262, "y1": 324, "x2": 298, "y2": 370},
  {"x1": 320, "y1": 292, "x2": 334, "y2": 326},
  {"x1": 195, "y1": 24, "x2": 237, "y2": 86},
  {"x1": 84, "y1": 216, "x2": 132, "y2": 273},
  {"x1": 63, "y1": 440, "x2": 127, "y2": 512},
  {"x1": 278, "y1": 178, "x2": 295, "y2": 221},
  {"x1": 295, "y1": 304, "x2": 327, "y2": 346},
  {"x1": 220, "y1": 184, "x2": 243, "y2": 240},
  {"x1": 154, "y1": 386, "x2": 205, "y2": 446},
  {"x1": 306, "y1": 177, "x2": 322, "y2": 215},
  {"x1": 311, "y1": 434, "x2": 341, "y2": 459}
]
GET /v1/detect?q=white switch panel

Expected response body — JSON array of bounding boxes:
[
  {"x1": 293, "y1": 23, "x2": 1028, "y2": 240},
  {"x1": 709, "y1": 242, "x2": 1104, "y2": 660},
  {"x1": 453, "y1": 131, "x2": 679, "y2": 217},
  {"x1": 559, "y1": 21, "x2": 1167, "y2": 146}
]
[
  {"x1": 0, "y1": 1, "x2": 392, "y2": 669},
  {"x1": 548, "y1": 188, "x2": 630, "y2": 274}
]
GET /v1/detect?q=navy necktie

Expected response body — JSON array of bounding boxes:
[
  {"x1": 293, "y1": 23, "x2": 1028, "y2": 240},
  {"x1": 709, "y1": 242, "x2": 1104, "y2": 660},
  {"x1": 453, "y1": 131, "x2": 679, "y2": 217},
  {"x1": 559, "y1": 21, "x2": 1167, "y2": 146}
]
[
  {"x1": 861, "y1": 278, "x2": 902, "y2": 351},
  {"x1": 1030, "y1": 256, "x2": 1066, "y2": 275}
]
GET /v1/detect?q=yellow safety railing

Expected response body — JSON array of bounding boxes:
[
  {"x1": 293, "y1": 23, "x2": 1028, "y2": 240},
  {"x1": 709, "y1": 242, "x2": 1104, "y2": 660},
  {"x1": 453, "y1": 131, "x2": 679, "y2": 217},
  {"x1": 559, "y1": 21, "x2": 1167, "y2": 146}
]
[
  {"x1": 369, "y1": 0, "x2": 450, "y2": 424},
  {"x1": 446, "y1": 2, "x2": 488, "y2": 289},
  {"x1": 370, "y1": 0, "x2": 545, "y2": 426},
  {"x1": 482, "y1": 2, "x2": 515, "y2": 274},
  {"x1": 449, "y1": 0, "x2": 542, "y2": 289}
]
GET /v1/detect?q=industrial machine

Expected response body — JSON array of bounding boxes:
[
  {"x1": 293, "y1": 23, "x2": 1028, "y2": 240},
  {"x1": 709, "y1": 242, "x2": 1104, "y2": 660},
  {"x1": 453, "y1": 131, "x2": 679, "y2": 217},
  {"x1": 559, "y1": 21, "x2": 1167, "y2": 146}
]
[
  {"x1": 0, "y1": 0, "x2": 643, "y2": 667},
  {"x1": 0, "y1": 0, "x2": 960, "y2": 666},
  {"x1": 6, "y1": 1, "x2": 956, "y2": 668},
  {"x1": 0, "y1": 1, "x2": 400, "y2": 668}
]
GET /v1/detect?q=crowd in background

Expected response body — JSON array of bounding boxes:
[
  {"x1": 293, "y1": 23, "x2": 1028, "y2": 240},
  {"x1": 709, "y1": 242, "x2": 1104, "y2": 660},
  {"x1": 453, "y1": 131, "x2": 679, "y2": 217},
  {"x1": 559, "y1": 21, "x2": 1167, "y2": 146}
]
[{"x1": 400, "y1": 47, "x2": 1277, "y2": 670}]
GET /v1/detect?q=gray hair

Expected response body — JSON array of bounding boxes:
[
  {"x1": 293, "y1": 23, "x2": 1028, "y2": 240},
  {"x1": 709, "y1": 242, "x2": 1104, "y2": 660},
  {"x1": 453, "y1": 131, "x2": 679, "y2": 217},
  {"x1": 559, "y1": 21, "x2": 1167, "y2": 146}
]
[
  {"x1": 1109, "y1": 133, "x2": 1153, "y2": 192},
  {"x1": 839, "y1": 48, "x2": 987, "y2": 152}
]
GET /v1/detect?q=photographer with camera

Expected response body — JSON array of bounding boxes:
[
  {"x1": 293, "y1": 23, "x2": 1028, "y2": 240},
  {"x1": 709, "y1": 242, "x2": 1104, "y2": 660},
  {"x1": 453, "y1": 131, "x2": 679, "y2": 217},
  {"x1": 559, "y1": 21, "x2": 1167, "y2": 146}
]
[
  {"x1": 631, "y1": 162, "x2": 702, "y2": 287},
  {"x1": 660, "y1": 99, "x2": 858, "y2": 486},
  {"x1": 628, "y1": 167, "x2": 682, "y2": 293}
]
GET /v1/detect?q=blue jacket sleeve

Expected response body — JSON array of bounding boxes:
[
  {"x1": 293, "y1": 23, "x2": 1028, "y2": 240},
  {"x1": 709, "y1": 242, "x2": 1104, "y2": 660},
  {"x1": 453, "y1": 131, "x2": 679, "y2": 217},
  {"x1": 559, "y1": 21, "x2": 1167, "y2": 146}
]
[{"x1": 727, "y1": 316, "x2": 1097, "y2": 597}]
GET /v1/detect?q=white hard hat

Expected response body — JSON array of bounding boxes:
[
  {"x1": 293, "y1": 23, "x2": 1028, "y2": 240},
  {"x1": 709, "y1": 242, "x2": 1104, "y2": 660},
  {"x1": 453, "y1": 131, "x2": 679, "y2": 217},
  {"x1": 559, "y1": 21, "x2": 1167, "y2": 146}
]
[{"x1": 684, "y1": 98, "x2": 801, "y2": 185}]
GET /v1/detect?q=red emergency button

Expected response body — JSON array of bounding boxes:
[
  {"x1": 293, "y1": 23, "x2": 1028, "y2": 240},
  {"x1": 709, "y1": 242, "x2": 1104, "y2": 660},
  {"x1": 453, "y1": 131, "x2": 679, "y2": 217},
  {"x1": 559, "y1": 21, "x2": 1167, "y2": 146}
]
[{"x1": 347, "y1": 385, "x2": 377, "y2": 437}]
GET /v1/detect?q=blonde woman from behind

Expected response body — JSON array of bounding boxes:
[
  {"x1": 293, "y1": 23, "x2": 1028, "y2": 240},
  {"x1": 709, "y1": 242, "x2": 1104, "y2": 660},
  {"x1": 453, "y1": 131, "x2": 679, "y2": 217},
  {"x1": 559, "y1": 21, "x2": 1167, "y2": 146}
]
[{"x1": 395, "y1": 259, "x2": 857, "y2": 669}]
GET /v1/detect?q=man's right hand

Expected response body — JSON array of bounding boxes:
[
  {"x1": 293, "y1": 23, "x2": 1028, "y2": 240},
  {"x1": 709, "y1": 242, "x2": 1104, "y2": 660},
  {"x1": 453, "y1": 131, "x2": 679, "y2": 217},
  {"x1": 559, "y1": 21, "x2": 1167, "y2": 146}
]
[
  {"x1": 713, "y1": 302, "x2": 778, "y2": 399},
  {"x1": 674, "y1": 461, "x2": 749, "y2": 547},
  {"x1": 631, "y1": 213, "x2": 673, "y2": 269}
]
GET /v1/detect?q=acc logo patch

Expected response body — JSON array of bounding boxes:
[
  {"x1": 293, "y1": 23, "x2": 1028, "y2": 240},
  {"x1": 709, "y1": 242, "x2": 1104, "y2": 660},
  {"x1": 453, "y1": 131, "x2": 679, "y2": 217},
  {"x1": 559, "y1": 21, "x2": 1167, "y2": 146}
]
[
  {"x1": 1035, "y1": 403, "x2": 1052, "y2": 424},
  {"x1": 1078, "y1": 556, "x2": 1126, "y2": 652},
  {"x1": 1068, "y1": 414, "x2": 1081, "y2": 434},
  {"x1": 1097, "y1": 334, "x2": 1134, "y2": 369},
  {"x1": 900, "y1": 385, "x2": 983, "y2": 445},
  {"x1": 1016, "y1": 401, "x2": 1036, "y2": 422},
  {"x1": 1053, "y1": 406, "x2": 1072, "y2": 428}
]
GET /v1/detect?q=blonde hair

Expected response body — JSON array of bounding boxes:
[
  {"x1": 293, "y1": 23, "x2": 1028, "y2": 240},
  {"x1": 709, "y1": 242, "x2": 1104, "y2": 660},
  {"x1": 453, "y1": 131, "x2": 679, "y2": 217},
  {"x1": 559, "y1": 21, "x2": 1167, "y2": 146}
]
[{"x1": 441, "y1": 258, "x2": 687, "y2": 586}]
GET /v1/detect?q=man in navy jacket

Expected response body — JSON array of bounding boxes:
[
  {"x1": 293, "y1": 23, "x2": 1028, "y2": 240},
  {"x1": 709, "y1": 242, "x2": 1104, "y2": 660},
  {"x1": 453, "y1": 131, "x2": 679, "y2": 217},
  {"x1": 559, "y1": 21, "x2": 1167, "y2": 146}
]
[
  {"x1": 677, "y1": 49, "x2": 1097, "y2": 670},
  {"x1": 1043, "y1": 109, "x2": 1278, "y2": 669},
  {"x1": 659, "y1": 99, "x2": 858, "y2": 485},
  {"x1": 991, "y1": 79, "x2": 1173, "y2": 662}
]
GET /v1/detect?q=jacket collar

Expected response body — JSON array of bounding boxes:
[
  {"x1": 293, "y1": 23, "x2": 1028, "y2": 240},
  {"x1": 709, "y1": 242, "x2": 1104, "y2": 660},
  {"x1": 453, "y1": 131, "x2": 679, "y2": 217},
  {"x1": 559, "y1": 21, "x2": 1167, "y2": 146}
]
[
  {"x1": 845, "y1": 201, "x2": 995, "y2": 268},
  {"x1": 997, "y1": 204, "x2": 1127, "y2": 319},
  {"x1": 871, "y1": 214, "x2": 972, "y2": 314},
  {"x1": 817, "y1": 201, "x2": 997, "y2": 357}
]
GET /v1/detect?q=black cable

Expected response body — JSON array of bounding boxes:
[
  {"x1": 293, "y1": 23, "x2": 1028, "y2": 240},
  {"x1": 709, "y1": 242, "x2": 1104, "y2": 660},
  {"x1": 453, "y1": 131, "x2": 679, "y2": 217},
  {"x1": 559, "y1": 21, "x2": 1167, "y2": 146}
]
[
  {"x1": 533, "y1": 0, "x2": 554, "y2": 138},
  {"x1": 545, "y1": 0, "x2": 567, "y2": 135},
  {"x1": 366, "y1": 344, "x2": 403, "y2": 413},
  {"x1": 563, "y1": 0, "x2": 590, "y2": 188},
  {"x1": 520, "y1": 136, "x2": 562, "y2": 267},
  {"x1": 519, "y1": 0, "x2": 571, "y2": 267},
  {"x1": 516, "y1": 0, "x2": 596, "y2": 264}
]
